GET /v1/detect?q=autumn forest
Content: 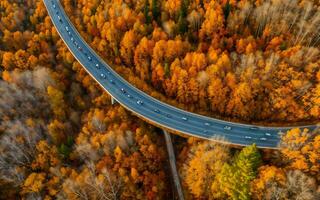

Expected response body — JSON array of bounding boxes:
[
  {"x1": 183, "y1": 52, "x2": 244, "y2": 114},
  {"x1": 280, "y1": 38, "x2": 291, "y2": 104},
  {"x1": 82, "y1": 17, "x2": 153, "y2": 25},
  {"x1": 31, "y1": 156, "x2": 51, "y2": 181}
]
[{"x1": 0, "y1": 0, "x2": 319, "y2": 199}]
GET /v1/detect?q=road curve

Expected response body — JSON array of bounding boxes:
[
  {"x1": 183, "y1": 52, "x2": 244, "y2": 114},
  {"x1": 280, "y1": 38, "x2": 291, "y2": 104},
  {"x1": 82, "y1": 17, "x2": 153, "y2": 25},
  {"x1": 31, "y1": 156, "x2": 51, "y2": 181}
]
[{"x1": 44, "y1": 0, "x2": 317, "y2": 148}]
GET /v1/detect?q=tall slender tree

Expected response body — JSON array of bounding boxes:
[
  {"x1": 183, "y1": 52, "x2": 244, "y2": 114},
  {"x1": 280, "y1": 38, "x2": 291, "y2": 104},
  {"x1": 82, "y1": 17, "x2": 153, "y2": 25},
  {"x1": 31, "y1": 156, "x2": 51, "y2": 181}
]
[{"x1": 213, "y1": 144, "x2": 262, "y2": 200}]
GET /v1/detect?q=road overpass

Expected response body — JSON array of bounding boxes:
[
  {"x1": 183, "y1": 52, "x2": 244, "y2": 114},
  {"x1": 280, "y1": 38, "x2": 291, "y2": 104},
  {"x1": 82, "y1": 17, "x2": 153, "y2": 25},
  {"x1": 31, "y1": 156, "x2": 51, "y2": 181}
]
[{"x1": 43, "y1": 0, "x2": 317, "y2": 148}]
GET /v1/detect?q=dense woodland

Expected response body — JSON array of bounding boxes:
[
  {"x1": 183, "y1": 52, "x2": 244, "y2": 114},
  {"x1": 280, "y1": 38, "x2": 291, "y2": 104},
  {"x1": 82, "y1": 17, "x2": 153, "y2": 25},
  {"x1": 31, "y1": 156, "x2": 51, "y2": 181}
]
[
  {"x1": 61, "y1": 0, "x2": 320, "y2": 124},
  {"x1": 0, "y1": 0, "x2": 319, "y2": 199}
]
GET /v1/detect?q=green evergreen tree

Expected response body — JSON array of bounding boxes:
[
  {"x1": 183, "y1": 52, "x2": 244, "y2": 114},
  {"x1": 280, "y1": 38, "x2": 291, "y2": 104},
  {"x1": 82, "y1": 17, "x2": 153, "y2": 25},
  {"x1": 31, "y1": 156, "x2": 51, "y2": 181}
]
[
  {"x1": 223, "y1": 0, "x2": 231, "y2": 21},
  {"x1": 178, "y1": 0, "x2": 188, "y2": 34},
  {"x1": 164, "y1": 62, "x2": 170, "y2": 78},
  {"x1": 144, "y1": 0, "x2": 151, "y2": 24},
  {"x1": 152, "y1": 0, "x2": 160, "y2": 24},
  {"x1": 214, "y1": 144, "x2": 261, "y2": 200}
]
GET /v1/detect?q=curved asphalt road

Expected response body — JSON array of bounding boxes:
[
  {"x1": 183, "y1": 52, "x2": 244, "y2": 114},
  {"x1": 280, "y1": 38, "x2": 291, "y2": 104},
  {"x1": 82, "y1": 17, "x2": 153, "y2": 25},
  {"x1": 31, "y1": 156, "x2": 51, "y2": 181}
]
[{"x1": 44, "y1": 0, "x2": 317, "y2": 148}]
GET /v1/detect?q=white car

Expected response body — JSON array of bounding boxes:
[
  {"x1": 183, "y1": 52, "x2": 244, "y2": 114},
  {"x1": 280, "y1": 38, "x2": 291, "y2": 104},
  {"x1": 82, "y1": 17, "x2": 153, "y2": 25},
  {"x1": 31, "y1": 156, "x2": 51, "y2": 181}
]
[
  {"x1": 137, "y1": 100, "x2": 143, "y2": 105},
  {"x1": 182, "y1": 117, "x2": 188, "y2": 121}
]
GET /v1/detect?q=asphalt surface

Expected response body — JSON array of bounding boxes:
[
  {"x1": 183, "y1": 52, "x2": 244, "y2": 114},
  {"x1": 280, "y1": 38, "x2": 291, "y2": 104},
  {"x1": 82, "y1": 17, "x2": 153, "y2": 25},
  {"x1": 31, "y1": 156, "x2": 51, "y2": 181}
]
[{"x1": 44, "y1": 0, "x2": 317, "y2": 148}]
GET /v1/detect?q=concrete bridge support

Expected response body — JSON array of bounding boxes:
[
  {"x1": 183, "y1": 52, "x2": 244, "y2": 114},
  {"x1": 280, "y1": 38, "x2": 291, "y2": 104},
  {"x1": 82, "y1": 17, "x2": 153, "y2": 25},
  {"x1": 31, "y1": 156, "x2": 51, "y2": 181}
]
[{"x1": 163, "y1": 130, "x2": 184, "y2": 200}]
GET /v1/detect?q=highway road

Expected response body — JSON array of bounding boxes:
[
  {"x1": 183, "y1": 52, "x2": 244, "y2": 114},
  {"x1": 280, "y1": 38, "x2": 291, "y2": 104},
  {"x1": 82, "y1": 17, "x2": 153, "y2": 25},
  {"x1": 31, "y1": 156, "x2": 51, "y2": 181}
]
[{"x1": 44, "y1": 0, "x2": 317, "y2": 148}]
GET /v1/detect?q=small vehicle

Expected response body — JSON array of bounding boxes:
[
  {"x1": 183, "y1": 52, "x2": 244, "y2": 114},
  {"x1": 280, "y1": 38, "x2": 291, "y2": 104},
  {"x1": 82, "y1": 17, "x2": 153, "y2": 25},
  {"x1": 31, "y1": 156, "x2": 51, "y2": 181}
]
[
  {"x1": 224, "y1": 126, "x2": 232, "y2": 130},
  {"x1": 265, "y1": 133, "x2": 271, "y2": 136},
  {"x1": 57, "y1": 16, "x2": 62, "y2": 22},
  {"x1": 137, "y1": 100, "x2": 143, "y2": 105},
  {"x1": 250, "y1": 126, "x2": 259, "y2": 130},
  {"x1": 182, "y1": 117, "x2": 188, "y2": 121}
]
